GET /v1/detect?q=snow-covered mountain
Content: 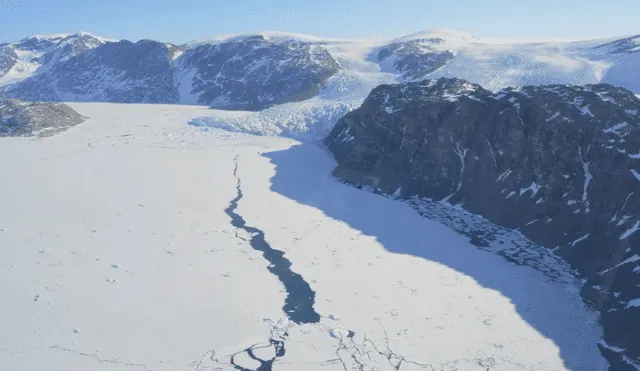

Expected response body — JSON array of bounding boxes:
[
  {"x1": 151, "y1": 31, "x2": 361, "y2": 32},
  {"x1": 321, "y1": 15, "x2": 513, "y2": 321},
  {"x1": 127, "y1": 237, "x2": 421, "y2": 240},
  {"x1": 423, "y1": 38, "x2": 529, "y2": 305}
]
[
  {"x1": 7, "y1": 39, "x2": 181, "y2": 104},
  {"x1": 176, "y1": 35, "x2": 340, "y2": 109},
  {"x1": 1, "y1": 29, "x2": 639, "y2": 114},
  {"x1": 3, "y1": 33, "x2": 342, "y2": 110},
  {"x1": 0, "y1": 33, "x2": 109, "y2": 86},
  {"x1": 372, "y1": 29, "x2": 640, "y2": 93}
]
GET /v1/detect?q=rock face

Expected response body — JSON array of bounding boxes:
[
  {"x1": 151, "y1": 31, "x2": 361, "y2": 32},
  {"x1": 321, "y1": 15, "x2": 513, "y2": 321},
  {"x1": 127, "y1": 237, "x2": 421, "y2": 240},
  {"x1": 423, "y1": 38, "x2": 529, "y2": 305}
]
[
  {"x1": 326, "y1": 77, "x2": 640, "y2": 368},
  {"x1": 0, "y1": 97, "x2": 84, "y2": 136},
  {"x1": 376, "y1": 38, "x2": 454, "y2": 80},
  {"x1": 3, "y1": 35, "x2": 340, "y2": 110},
  {"x1": 6, "y1": 40, "x2": 180, "y2": 104},
  {"x1": 175, "y1": 35, "x2": 340, "y2": 110}
]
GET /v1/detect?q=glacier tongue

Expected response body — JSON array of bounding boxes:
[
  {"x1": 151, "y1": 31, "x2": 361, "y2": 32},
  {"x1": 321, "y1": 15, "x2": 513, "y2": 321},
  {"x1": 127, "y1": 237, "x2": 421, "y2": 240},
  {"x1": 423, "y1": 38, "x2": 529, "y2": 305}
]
[
  {"x1": 188, "y1": 38, "x2": 398, "y2": 141},
  {"x1": 189, "y1": 99, "x2": 360, "y2": 141}
]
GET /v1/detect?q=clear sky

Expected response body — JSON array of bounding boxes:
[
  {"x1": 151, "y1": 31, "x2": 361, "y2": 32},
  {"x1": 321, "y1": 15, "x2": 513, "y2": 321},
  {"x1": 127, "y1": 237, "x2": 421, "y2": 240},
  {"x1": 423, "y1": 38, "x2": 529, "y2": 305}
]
[{"x1": 1, "y1": 0, "x2": 639, "y2": 44}]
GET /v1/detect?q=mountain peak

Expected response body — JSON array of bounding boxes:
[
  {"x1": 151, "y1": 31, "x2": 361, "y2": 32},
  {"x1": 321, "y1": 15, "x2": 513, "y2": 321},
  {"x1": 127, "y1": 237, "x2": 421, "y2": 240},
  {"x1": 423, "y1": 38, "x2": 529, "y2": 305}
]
[{"x1": 24, "y1": 32, "x2": 116, "y2": 43}]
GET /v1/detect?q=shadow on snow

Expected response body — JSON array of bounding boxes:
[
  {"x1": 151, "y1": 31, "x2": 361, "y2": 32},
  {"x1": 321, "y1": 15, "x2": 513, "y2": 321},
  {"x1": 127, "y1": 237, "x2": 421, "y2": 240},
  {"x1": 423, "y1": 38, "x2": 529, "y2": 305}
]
[{"x1": 262, "y1": 142, "x2": 602, "y2": 370}]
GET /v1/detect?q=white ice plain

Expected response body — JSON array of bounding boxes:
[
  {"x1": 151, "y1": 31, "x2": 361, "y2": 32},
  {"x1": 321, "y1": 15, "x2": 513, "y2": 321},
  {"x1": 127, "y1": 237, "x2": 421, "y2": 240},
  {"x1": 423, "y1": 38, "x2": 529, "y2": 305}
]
[{"x1": 0, "y1": 103, "x2": 607, "y2": 370}]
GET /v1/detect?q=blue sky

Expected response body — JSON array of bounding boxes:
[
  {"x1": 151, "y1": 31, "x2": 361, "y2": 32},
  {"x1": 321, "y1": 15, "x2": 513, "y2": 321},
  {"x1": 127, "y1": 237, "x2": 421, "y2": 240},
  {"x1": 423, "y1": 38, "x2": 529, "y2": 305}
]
[{"x1": 1, "y1": 0, "x2": 638, "y2": 43}]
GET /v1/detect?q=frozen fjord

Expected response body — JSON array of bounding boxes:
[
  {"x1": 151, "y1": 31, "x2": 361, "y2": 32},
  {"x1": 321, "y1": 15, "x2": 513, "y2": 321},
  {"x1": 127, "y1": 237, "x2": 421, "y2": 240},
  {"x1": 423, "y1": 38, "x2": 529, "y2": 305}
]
[{"x1": 0, "y1": 103, "x2": 606, "y2": 370}]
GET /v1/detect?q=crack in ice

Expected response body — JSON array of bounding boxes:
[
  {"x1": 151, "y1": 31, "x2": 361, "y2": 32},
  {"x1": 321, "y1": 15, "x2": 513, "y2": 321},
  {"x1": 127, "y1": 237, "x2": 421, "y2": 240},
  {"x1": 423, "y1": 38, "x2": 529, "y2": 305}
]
[{"x1": 49, "y1": 346, "x2": 150, "y2": 370}]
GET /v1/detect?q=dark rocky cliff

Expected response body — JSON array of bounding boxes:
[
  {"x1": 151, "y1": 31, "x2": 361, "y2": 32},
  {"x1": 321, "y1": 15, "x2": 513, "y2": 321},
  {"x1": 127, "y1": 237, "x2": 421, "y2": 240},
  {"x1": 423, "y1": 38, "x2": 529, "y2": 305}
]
[{"x1": 326, "y1": 77, "x2": 640, "y2": 369}]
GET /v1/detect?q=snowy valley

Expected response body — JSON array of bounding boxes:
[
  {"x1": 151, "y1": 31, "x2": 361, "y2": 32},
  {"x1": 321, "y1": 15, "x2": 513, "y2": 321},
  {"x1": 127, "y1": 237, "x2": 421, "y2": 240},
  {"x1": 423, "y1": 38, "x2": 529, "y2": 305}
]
[
  {"x1": 0, "y1": 104, "x2": 607, "y2": 370},
  {"x1": 1, "y1": 28, "x2": 639, "y2": 371}
]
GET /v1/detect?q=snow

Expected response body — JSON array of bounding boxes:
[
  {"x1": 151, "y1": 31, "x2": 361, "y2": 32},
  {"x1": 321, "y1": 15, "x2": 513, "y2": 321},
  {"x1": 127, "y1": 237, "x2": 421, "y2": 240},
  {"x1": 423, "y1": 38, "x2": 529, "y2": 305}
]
[
  {"x1": 496, "y1": 169, "x2": 512, "y2": 182},
  {"x1": 599, "y1": 254, "x2": 640, "y2": 276},
  {"x1": 571, "y1": 233, "x2": 590, "y2": 247},
  {"x1": 188, "y1": 30, "x2": 377, "y2": 47},
  {"x1": 0, "y1": 103, "x2": 607, "y2": 371},
  {"x1": 603, "y1": 122, "x2": 629, "y2": 136},
  {"x1": 173, "y1": 62, "x2": 199, "y2": 105},
  {"x1": 25, "y1": 32, "x2": 116, "y2": 43},
  {"x1": 621, "y1": 222, "x2": 640, "y2": 240},
  {"x1": 626, "y1": 299, "x2": 640, "y2": 309},
  {"x1": 546, "y1": 112, "x2": 561, "y2": 121},
  {"x1": 599, "y1": 340, "x2": 625, "y2": 353},
  {"x1": 190, "y1": 99, "x2": 359, "y2": 141},
  {"x1": 632, "y1": 169, "x2": 640, "y2": 184},
  {"x1": 581, "y1": 159, "x2": 593, "y2": 203},
  {"x1": 578, "y1": 104, "x2": 595, "y2": 117},
  {"x1": 1, "y1": 29, "x2": 639, "y2": 143},
  {"x1": 384, "y1": 106, "x2": 399, "y2": 114},
  {"x1": 0, "y1": 49, "x2": 42, "y2": 86},
  {"x1": 189, "y1": 36, "x2": 396, "y2": 141},
  {"x1": 519, "y1": 182, "x2": 541, "y2": 197},
  {"x1": 0, "y1": 33, "x2": 109, "y2": 87}
]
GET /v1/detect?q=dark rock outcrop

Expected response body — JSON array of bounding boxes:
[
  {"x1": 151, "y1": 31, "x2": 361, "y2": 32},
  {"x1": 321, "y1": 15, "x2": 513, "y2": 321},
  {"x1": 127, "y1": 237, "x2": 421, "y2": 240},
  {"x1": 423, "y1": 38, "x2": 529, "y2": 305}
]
[
  {"x1": 376, "y1": 38, "x2": 454, "y2": 80},
  {"x1": 326, "y1": 77, "x2": 640, "y2": 368},
  {"x1": 176, "y1": 35, "x2": 340, "y2": 110},
  {"x1": 0, "y1": 97, "x2": 84, "y2": 136}
]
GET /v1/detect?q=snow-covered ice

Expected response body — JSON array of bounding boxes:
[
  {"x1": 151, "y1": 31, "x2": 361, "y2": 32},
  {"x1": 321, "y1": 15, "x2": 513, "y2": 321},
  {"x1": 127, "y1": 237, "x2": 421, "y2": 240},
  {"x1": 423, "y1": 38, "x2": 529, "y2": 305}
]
[{"x1": 0, "y1": 103, "x2": 607, "y2": 370}]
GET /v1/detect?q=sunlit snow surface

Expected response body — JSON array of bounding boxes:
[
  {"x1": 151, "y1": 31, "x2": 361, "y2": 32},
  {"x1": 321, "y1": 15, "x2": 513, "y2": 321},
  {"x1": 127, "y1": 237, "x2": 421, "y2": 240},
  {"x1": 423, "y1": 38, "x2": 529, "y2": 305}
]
[
  {"x1": 0, "y1": 104, "x2": 607, "y2": 370},
  {"x1": 189, "y1": 30, "x2": 640, "y2": 140}
]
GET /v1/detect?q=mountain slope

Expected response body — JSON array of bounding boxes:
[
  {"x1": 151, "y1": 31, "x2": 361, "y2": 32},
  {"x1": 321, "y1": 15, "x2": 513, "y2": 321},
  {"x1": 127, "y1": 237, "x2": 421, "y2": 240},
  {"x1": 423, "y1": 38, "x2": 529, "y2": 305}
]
[
  {"x1": 371, "y1": 30, "x2": 640, "y2": 94},
  {"x1": 325, "y1": 77, "x2": 640, "y2": 369},
  {"x1": 5, "y1": 40, "x2": 180, "y2": 104},
  {"x1": 176, "y1": 35, "x2": 340, "y2": 110},
  {"x1": 3, "y1": 34, "x2": 341, "y2": 111},
  {"x1": 1, "y1": 29, "x2": 639, "y2": 112},
  {"x1": 0, "y1": 33, "x2": 108, "y2": 86}
]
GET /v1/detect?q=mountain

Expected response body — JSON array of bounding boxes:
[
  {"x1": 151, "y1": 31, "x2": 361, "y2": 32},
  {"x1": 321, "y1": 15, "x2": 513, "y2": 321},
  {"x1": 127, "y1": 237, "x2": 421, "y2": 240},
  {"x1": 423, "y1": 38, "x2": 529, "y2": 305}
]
[
  {"x1": 176, "y1": 35, "x2": 340, "y2": 109},
  {"x1": 6, "y1": 40, "x2": 181, "y2": 104},
  {"x1": 325, "y1": 77, "x2": 640, "y2": 369},
  {"x1": 3, "y1": 34, "x2": 341, "y2": 110},
  {"x1": 371, "y1": 29, "x2": 640, "y2": 94},
  {"x1": 2, "y1": 29, "x2": 639, "y2": 113},
  {"x1": 0, "y1": 33, "x2": 108, "y2": 86},
  {"x1": 0, "y1": 96, "x2": 84, "y2": 136}
]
